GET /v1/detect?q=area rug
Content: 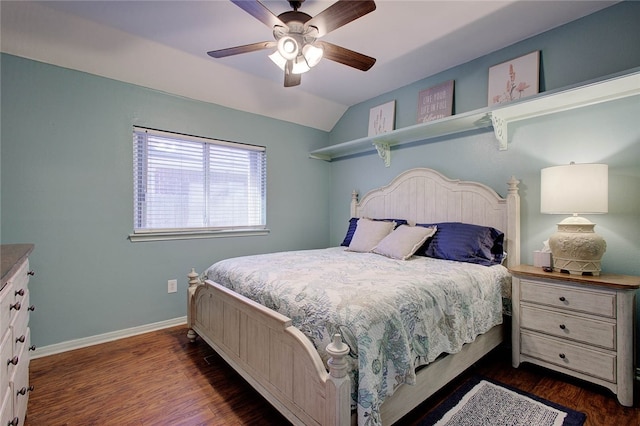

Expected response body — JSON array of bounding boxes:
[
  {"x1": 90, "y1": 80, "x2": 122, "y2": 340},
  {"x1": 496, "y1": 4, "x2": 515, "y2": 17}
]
[{"x1": 419, "y1": 376, "x2": 586, "y2": 426}]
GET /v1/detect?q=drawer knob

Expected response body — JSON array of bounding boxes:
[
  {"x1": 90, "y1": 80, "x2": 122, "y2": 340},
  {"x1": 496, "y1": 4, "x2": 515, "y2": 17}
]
[
  {"x1": 16, "y1": 385, "x2": 34, "y2": 396},
  {"x1": 559, "y1": 353, "x2": 566, "y2": 359},
  {"x1": 559, "y1": 324, "x2": 566, "y2": 330},
  {"x1": 27, "y1": 270, "x2": 35, "y2": 276},
  {"x1": 14, "y1": 289, "x2": 24, "y2": 297},
  {"x1": 29, "y1": 345, "x2": 36, "y2": 351},
  {"x1": 7, "y1": 356, "x2": 18, "y2": 366},
  {"x1": 559, "y1": 296, "x2": 566, "y2": 302},
  {"x1": 28, "y1": 305, "x2": 35, "y2": 312},
  {"x1": 15, "y1": 335, "x2": 25, "y2": 343},
  {"x1": 10, "y1": 302, "x2": 21, "y2": 311},
  {"x1": 8, "y1": 417, "x2": 19, "y2": 426}
]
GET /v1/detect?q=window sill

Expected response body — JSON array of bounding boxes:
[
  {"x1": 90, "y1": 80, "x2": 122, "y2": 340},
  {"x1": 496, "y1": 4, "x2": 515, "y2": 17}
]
[{"x1": 128, "y1": 228, "x2": 270, "y2": 242}]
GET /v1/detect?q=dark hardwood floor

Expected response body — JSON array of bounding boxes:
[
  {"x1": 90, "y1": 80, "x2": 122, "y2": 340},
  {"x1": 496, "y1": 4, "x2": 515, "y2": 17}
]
[{"x1": 26, "y1": 325, "x2": 638, "y2": 425}]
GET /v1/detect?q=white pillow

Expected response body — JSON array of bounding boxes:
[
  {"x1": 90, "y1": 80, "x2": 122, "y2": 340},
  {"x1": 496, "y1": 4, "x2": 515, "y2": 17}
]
[
  {"x1": 373, "y1": 225, "x2": 437, "y2": 260},
  {"x1": 348, "y1": 218, "x2": 395, "y2": 253}
]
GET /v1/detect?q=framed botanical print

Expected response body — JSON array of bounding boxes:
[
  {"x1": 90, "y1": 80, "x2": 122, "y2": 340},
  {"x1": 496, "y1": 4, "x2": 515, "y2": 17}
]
[
  {"x1": 368, "y1": 100, "x2": 395, "y2": 136},
  {"x1": 488, "y1": 51, "x2": 540, "y2": 106}
]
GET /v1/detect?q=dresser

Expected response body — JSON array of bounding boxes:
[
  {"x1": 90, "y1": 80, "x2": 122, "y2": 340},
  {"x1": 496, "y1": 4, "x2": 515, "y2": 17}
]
[
  {"x1": 510, "y1": 264, "x2": 638, "y2": 407},
  {"x1": 0, "y1": 244, "x2": 35, "y2": 426}
]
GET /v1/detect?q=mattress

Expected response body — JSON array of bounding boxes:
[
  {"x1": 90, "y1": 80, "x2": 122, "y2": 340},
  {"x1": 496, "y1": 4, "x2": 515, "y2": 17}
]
[{"x1": 202, "y1": 247, "x2": 511, "y2": 425}]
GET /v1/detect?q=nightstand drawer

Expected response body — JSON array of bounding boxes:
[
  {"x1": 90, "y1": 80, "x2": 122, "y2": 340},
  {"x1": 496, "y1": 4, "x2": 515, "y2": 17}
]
[
  {"x1": 521, "y1": 331, "x2": 616, "y2": 382},
  {"x1": 520, "y1": 280, "x2": 615, "y2": 317},
  {"x1": 521, "y1": 305, "x2": 615, "y2": 349}
]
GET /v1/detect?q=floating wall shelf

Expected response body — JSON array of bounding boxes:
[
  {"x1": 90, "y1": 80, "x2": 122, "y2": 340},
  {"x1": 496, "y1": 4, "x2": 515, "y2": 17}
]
[{"x1": 310, "y1": 68, "x2": 640, "y2": 165}]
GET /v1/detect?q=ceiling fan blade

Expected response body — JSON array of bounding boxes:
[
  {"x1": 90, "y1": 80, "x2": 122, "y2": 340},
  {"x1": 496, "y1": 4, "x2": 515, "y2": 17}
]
[
  {"x1": 207, "y1": 41, "x2": 276, "y2": 58},
  {"x1": 284, "y1": 60, "x2": 301, "y2": 87},
  {"x1": 305, "y1": 0, "x2": 376, "y2": 37},
  {"x1": 317, "y1": 41, "x2": 376, "y2": 71},
  {"x1": 231, "y1": 0, "x2": 287, "y2": 29}
]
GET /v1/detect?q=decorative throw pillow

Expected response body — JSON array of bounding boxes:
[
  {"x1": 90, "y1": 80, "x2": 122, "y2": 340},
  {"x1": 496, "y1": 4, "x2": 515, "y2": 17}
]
[
  {"x1": 417, "y1": 222, "x2": 505, "y2": 266},
  {"x1": 341, "y1": 217, "x2": 408, "y2": 246},
  {"x1": 347, "y1": 218, "x2": 395, "y2": 252},
  {"x1": 373, "y1": 225, "x2": 437, "y2": 260}
]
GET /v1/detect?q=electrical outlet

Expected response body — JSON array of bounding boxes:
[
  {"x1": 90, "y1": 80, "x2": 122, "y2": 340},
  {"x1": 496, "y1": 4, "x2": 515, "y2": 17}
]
[{"x1": 167, "y1": 279, "x2": 178, "y2": 293}]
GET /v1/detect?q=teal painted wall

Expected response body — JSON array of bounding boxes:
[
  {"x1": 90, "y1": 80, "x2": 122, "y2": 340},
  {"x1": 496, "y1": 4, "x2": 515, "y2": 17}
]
[
  {"x1": 2, "y1": 1, "x2": 639, "y2": 362},
  {"x1": 1, "y1": 54, "x2": 330, "y2": 347},
  {"x1": 327, "y1": 2, "x2": 640, "y2": 365}
]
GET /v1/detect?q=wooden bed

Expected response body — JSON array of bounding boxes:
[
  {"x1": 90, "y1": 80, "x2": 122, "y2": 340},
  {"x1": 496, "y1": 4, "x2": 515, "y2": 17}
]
[{"x1": 187, "y1": 167, "x2": 520, "y2": 425}]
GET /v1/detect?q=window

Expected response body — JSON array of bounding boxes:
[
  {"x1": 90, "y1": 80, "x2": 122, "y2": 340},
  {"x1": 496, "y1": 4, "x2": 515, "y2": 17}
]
[{"x1": 131, "y1": 127, "x2": 267, "y2": 241}]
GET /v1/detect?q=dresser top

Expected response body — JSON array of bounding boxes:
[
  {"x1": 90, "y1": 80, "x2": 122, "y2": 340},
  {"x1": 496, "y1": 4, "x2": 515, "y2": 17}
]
[
  {"x1": 510, "y1": 264, "x2": 640, "y2": 290},
  {"x1": 1, "y1": 244, "x2": 34, "y2": 286}
]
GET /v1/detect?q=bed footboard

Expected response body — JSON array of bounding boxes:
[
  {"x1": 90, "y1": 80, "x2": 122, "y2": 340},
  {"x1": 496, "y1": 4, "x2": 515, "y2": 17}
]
[{"x1": 187, "y1": 269, "x2": 351, "y2": 426}]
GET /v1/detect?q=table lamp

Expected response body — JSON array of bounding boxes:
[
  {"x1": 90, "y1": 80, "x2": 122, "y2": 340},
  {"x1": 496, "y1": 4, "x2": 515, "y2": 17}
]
[{"x1": 540, "y1": 162, "x2": 608, "y2": 276}]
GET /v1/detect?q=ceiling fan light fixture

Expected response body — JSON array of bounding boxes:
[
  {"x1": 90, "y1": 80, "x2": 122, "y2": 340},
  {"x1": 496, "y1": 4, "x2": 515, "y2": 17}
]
[
  {"x1": 270, "y1": 42, "x2": 322, "y2": 75},
  {"x1": 291, "y1": 56, "x2": 311, "y2": 74},
  {"x1": 302, "y1": 43, "x2": 323, "y2": 68},
  {"x1": 277, "y1": 36, "x2": 298, "y2": 60},
  {"x1": 270, "y1": 54, "x2": 311, "y2": 75},
  {"x1": 268, "y1": 51, "x2": 287, "y2": 70}
]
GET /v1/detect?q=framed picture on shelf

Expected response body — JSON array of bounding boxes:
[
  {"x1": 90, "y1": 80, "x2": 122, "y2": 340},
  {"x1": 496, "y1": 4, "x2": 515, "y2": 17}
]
[
  {"x1": 417, "y1": 80, "x2": 454, "y2": 123},
  {"x1": 368, "y1": 100, "x2": 395, "y2": 137},
  {"x1": 488, "y1": 51, "x2": 540, "y2": 106}
]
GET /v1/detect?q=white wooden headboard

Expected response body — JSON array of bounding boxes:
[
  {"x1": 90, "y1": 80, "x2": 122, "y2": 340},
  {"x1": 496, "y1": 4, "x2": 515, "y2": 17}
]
[{"x1": 351, "y1": 168, "x2": 520, "y2": 267}]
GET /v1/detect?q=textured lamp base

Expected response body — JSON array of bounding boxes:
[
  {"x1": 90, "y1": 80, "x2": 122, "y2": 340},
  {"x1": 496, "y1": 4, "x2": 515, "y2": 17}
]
[
  {"x1": 548, "y1": 217, "x2": 606, "y2": 276},
  {"x1": 551, "y1": 256, "x2": 602, "y2": 276}
]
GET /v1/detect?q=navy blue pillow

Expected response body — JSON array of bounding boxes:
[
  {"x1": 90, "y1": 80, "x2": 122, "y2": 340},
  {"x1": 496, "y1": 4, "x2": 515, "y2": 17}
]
[
  {"x1": 416, "y1": 222, "x2": 504, "y2": 266},
  {"x1": 340, "y1": 218, "x2": 360, "y2": 247},
  {"x1": 340, "y1": 218, "x2": 409, "y2": 247}
]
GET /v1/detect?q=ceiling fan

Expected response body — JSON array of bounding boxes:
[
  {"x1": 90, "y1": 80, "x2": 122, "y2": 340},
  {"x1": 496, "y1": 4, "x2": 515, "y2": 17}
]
[{"x1": 207, "y1": 0, "x2": 377, "y2": 87}]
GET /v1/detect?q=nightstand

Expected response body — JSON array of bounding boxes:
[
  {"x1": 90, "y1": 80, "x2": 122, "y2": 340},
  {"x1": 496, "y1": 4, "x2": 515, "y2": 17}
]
[{"x1": 510, "y1": 264, "x2": 638, "y2": 407}]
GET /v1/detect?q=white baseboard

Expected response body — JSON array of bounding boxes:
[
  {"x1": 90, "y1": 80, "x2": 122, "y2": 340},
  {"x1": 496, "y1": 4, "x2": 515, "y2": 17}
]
[{"x1": 31, "y1": 316, "x2": 187, "y2": 359}]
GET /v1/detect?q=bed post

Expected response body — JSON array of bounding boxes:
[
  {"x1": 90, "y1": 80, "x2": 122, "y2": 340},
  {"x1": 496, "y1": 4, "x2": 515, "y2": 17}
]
[
  {"x1": 350, "y1": 190, "x2": 358, "y2": 218},
  {"x1": 186, "y1": 268, "x2": 200, "y2": 342},
  {"x1": 325, "y1": 334, "x2": 351, "y2": 426},
  {"x1": 505, "y1": 176, "x2": 521, "y2": 268}
]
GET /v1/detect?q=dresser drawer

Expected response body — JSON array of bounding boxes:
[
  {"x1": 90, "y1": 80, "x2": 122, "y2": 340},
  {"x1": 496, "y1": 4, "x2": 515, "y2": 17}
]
[
  {"x1": 11, "y1": 358, "x2": 29, "y2": 426},
  {"x1": 10, "y1": 260, "x2": 29, "y2": 304},
  {"x1": 0, "y1": 386, "x2": 13, "y2": 426},
  {"x1": 521, "y1": 305, "x2": 616, "y2": 349},
  {"x1": 11, "y1": 291, "x2": 29, "y2": 357},
  {"x1": 521, "y1": 331, "x2": 616, "y2": 382},
  {"x1": 0, "y1": 330, "x2": 11, "y2": 391},
  {"x1": 520, "y1": 279, "x2": 615, "y2": 317},
  {"x1": 0, "y1": 283, "x2": 14, "y2": 334}
]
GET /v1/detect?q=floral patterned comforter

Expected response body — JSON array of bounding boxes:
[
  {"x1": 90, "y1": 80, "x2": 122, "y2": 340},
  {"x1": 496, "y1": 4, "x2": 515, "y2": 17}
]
[{"x1": 202, "y1": 247, "x2": 510, "y2": 426}]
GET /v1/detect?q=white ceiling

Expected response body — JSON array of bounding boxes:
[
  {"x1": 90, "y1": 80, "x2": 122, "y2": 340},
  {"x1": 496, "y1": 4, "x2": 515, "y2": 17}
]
[{"x1": 0, "y1": 1, "x2": 617, "y2": 131}]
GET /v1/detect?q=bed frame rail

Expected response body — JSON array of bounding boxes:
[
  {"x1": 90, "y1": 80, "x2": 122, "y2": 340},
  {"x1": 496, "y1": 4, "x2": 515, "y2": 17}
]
[{"x1": 187, "y1": 270, "x2": 351, "y2": 426}]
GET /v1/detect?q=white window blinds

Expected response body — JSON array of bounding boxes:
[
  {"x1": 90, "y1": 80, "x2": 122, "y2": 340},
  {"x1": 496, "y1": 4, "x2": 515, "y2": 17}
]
[{"x1": 133, "y1": 127, "x2": 266, "y2": 235}]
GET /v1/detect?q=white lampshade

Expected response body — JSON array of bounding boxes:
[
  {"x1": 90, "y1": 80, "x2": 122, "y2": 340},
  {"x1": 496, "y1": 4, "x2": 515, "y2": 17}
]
[
  {"x1": 302, "y1": 43, "x2": 323, "y2": 68},
  {"x1": 541, "y1": 163, "x2": 608, "y2": 214},
  {"x1": 268, "y1": 51, "x2": 287, "y2": 70},
  {"x1": 540, "y1": 162, "x2": 608, "y2": 276}
]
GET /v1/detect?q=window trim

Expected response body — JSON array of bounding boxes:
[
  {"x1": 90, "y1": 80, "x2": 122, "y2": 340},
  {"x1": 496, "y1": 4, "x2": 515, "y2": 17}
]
[
  {"x1": 130, "y1": 126, "x2": 268, "y2": 242},
  {"x1": 128, "y1": 227, "x2": 270, "y2": 242}
]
